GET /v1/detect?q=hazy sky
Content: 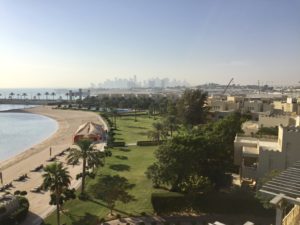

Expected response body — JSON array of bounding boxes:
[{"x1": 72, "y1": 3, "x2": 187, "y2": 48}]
[{"x1": 0, "y1": 0, "x2": 300, "y2": 88}]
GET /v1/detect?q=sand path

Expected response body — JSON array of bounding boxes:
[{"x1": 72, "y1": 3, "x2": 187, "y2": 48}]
[{"x1": 0, "y1": 106, "x2": 106, "y2": 225}]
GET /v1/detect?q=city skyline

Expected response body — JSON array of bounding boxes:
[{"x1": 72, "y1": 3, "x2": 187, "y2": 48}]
[{"x1": 0, "y1": 0, "x2": 300, "y2": 88}]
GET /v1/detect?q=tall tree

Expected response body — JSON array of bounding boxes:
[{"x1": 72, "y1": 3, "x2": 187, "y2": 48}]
[
  {"x1": 43, "y1": 162, "x2": 71, "y2": 225},
  {"x1": 148, "y1": 122, "x2": 166, "y2": 143},
  {"x1": 163, "y1": 115, "x2": 179, "y2": 137},
  {"x1": 67, "y1": 140, "x2": 105, "y2": 194},
  {"x1": 45, "y1": 92, "x2": 49, "y2": 100},
  {"x1": 177, "y1": 89, "x2": 209, "y2": 126}
]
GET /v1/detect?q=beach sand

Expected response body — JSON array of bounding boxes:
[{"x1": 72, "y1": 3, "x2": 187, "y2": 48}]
[{"x1": 0, "y1": 106, "x2": 106, "y2": 225}]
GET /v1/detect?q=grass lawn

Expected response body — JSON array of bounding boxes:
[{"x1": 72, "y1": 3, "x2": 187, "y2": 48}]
[
  {"x1": 114, "y1": 115, "x2": 160, "y2": 143},
  {"x1": 44, "y1": 115, "x2": 166, "y2": 225}
]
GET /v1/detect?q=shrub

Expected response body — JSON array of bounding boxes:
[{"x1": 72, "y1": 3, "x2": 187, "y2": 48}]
[
  {"x1": 140, "y1": 212, "x2": 147, "y2": 216},
  {"x1": 137, "y1": 141, "x2": 162, "y2": 146},
  {"x1": 78, "y1": 192, "x2": 89, "y2": 201},
  {"x1": 112, "y1": 142, "x2": 126, "y2": 147},
  {"x1": 20, "y1": 191, "x2": 27, "y2": 196},
  {"x1": 14, "y1": 190, "x2": 21, "y2": 195}
]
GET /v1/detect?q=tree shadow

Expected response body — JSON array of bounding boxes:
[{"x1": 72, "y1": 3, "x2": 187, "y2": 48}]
[
  {"x1": 115, "y1": 155, "x2": 128, "y2": 160},
  {"x1": 89, "y1": 175, "x2": 136, "y2": 215},
  {"x1": 70, "y1": 212, "x2": 99, "y2": 225},
  {"x1": 127, "y1": 125, "x2": 145, "y2": 129},
  {"x1": 109, "y1": 164, "x2": 130, "y2": 171}
]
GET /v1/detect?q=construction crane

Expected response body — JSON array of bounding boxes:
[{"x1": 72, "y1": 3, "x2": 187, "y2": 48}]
[{"x1": 223, "y1": 78, "x2": 234, "y2": 95}]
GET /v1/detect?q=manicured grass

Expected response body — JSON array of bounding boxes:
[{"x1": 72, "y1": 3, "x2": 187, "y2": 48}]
[
  {"x1": 44, "y1": 146, "x2": 165, "y2": 225},
  {"x1": 44, "y1": 115, "x2": 164, "y2": 225},
  {"x1": 114, "y1": 115, "x2": 160, "y2": 144}
]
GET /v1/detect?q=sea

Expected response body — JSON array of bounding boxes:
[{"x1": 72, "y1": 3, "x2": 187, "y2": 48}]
[{"x1": 0, "y1": 104, "x2": 58, "y2": 162}]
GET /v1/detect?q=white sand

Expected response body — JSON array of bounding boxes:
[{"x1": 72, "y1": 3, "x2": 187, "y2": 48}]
[{"x1": 0, "y1": 106, "x2": 106, "y2": 225}]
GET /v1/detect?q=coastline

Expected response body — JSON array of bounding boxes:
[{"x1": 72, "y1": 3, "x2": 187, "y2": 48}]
[
  {"x1": 0, "y1": 109, "x2": 59, "y2": 168},
  {"x1": 0, "y1": 106, "x2": 105, "y2": 225}
]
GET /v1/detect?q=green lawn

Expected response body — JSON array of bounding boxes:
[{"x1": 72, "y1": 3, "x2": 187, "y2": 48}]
[
  {"x1": 44, "y1": 115, "x2": 165, "y2": 225},
  {"x1": 114, "y1": 115, "x2": 160, "y2": 143}
]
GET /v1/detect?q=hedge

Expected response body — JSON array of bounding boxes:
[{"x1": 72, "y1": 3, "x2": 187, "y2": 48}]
[
  {"x1": 137, "y1": 141, "x2": 163, "y2": 146},
  {"x1": 111, "y1": 142, "x2": 126, "y2": 147},
  {"x1": 0, "y1": 196, "x2": 29, "y2": 225},
  {"x1": 151, "y1": 191, "x2": 274, "y2": 216}
]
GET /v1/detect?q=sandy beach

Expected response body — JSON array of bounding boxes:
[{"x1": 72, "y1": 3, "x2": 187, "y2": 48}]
[{"x1": 0, "y1": 106, "x2": 106, "y2": 225}]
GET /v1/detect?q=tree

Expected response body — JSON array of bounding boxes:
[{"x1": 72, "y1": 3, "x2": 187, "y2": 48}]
[
  {"x1": 176, "y1": 89, "x2": 209, "y2": 126},
  {"x1": 146, "y1": 114, "x2": 244, "y2": 192},
  {"x1": 9, "y1": 92, "x2": 14, "y2": 99},
  {"x1": 163, "y1": 115, "x2": 179, "y2": 137},
  {"x1": 42, "y1": 162, "x2": 72, "y2": 225},
  {"x1": 45, "y1": 92, "x2": 49, "y2": 100},
  {"x1": 67, "y1": 139, "x2": 106, "y2": 194},
  {"x1": 22, "y1": 93, "x2": 27, "y2": 100},
  {"x1": 51, "y1": 92, "x2": 56, "y2": 100},
  {"x1": 37, "y1": 93, "x2": 41, "y2": 100},
  {"x1": 90, "y1": 175, "x2": 135, "y2": 215},
  {"x1": 148, "y1": 122, "x2": 167, "y2": 143}
]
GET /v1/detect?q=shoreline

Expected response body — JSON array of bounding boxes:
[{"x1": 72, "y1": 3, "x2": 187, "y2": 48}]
[
  {"x1": 0, "y1": 107, "x2": 59, "y2": 170},
  {"x1": 0, "y1": 106, "x2": 106, "y2": 225}
]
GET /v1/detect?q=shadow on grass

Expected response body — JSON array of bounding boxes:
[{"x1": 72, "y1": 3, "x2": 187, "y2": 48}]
[
  {"x1": 126, "y1": 125, "x2": 146, "y2": 129},
  {"x1": 109, "y1": 164, "x2": 130, "y2": 171},
  {"x1": 89, "y1": 175, "x2": 136, "y2": 216},
  {"x1": 115, "y1": 155, "x2": 128, "y2": 160},
  {"x1": 118, "y1": 148, "x2": 131, "y2": 152},
  {"x1": 70, "y1": 212, "x2": 99, "y2": 225}
]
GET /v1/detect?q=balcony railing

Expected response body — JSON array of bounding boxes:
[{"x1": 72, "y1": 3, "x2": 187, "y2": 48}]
[{"x1": 282, "y1": 205, "x2": 300, "y2": 225}]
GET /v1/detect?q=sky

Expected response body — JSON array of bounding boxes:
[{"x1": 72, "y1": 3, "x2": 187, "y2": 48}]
[{"x1": 0, "y1": 0, "x2": 300, "y2": 88}]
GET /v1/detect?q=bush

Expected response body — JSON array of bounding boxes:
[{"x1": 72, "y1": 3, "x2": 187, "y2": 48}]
[
  {"x1": 140, "y1": 212, "x2": 147, "y2": 216},
  {"x1": 151, "y1": 191, "x2": 274, "y2": 215},
  {"x1": 14, "y1": 190, "x2": 21, "y2": 195},
  {"x1": 137, "y1": 141, "x2": 161, "y2": 146},
  {"x1": 0, "y1": 196, "x2": 30, "y2": 225},
  {"x1": 78, "y1": 192, "x2": 89, "y2": 201},
  {"x1": 20, "y1": 191, "x2": 27, "y2": 196},
  {"x1": 112, "y1": 142, "x2": 126, "y2": 147}
]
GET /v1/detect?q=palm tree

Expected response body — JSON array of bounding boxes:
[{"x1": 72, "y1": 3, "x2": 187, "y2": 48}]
[
  {"x1": 17, "y1": 93, "x2": 20, "y2": 99},
  {"x1": 37, "y1": 92, "x2": 41, "y2": 100},
  {"x1": 67, "y1": 139, "x2": 105, "y2": 194},
  {"x1": 22, "y1": 93, "x2": 27, "y2": 100},
  {"x1": 51, "y1": 92, "x2": 56, "y2": 100},
  {"x1": 45, "y1": 92, "x2": 49, "y2": 100},
  {"x1": 164, "y1": 115, "x2": 179, "y2": 137},
  {"x1": 65, "y1": 92, "x2": 69, "y2": 101},
  {"x1": 9, "y1": 92, "x2": 14, "y2": 99},
  {"x1": 148, "y1": 122, "x2": 166, "y2": 144},
  {"x1": 43, "y1": 162, "x2": 71, "y2": 225}
]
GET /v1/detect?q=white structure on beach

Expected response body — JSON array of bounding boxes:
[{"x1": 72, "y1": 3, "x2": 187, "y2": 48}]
[{"x1": 234, "y1": 124, "x2": 300, "y2": 180}]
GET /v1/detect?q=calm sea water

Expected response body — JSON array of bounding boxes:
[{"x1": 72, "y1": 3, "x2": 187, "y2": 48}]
[{"x1": 0, "y1": 105, "x2": 58, "y2": 162}]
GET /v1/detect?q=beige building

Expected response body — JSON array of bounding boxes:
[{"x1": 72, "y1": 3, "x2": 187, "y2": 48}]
[
  {"x1": 258, "y1": 115, "x2": 295, "y2": 127},
  {"x1": 234, "y1": 125, "x2": 300, "y2": 180},
  {"x1": 273, "y1": 97, "x2": 298, "y2": 114}
]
